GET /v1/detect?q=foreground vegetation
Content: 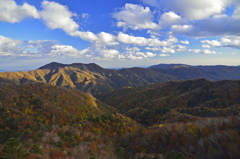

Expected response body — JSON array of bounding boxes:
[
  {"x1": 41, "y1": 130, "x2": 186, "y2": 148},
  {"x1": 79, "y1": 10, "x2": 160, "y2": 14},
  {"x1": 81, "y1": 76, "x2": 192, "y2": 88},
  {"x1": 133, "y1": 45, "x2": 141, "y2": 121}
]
[{"x1": 0, "y1": 78, "x2": 240, "y2": 158}]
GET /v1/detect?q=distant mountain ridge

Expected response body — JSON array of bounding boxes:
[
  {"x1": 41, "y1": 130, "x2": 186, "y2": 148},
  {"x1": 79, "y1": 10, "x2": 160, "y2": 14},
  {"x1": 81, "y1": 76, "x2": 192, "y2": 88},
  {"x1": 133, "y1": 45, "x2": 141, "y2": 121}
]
[
  {"x1": 148, "y1": 63, "x2": 191, "y2": 69},
  {"x1": 0, "y1": 62, "x2": 240, "y2": 94}
]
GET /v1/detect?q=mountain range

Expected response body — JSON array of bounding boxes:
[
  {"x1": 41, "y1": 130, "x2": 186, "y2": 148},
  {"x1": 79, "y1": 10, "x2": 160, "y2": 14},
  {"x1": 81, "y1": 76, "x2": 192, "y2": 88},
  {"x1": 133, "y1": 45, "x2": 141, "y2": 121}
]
[
  {"x1": 1, "y1": 62, "x2": 240, "y2": 159},
  {"x1": 1, "y1": 62, "x2": 240, "y2": 94}
]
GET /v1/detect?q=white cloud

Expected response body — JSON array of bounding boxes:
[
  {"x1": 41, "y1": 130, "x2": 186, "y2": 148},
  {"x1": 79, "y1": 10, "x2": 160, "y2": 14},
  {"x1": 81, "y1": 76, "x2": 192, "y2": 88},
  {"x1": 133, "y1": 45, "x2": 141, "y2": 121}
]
[
  {"x1": 161, "y1": 47, "x2": 176, "y2": 53},
  {"x1": 159, "y1": 54, "x2": 170, "y2": 57},
  {"x1": 174, "y1": 45, "x2": 187, "y2": 51},
  {"x1": 126, "y1": 47, "x2": 141, "y2": 52},
  {"x1": 71, "y1": 31, "x2": 98, "y2": 41},
  {"x1": 171, "y1": 15, "x2": 240, "y2": 37},
  {"x1": 189, "y1": 49, "x2": 217, "y2": 54},
  {"x1": 147, "y1": 45, "x2": 186, "y2": 53},
  {"x1": 202, "y1": 45, "x2": 211, "y2": 48},
  {"x1": 145, "y1": 44, "x2": 187, "y2": 54},
  {"x1": 127, "y1": 54, "x2": 144, "y2": 60},
  {"x1": 146, "y1": 52, "x2": 156, "y2": 57},
  {"x1": 49, "y1": 44, "x2": 87, "y2": 57},
  {"x1": 171, "y1": 25, "x2": 193, "y2": 33},
  {"x1": 220, "y1": 36, "x2": 240, "y2": 49},
  {"x1": 0, "y1": 36, "x2": 23, "y2": 56},
  {"x1": 180, "y1": 40, "x2": 189, "y2": 45},
  {"x1": 40, "y1": 1, "x2": 99, "y2": 42},
  {"x1": 40, "y1": 0, "x2": 79, "y2": 35},
  {"x1": 0, "y1": 0, "x2": 40, "y2": 23},
  {"x1": 142, "y1": 0, "x2": 231, "y2": 20},
  {"x1": 81, "y1": 13, "x2": 90, "y2": 19},
  {"x1": 113, "y1": 3, "x2": 158, "y2": 30},
  {"x1": 0, "y1": 35, "x2": 90, "y2": 58},
  {"x1": 201, "y1": 40, "x2": 221, "y2": 46},
  {"x1": 117, "y1": 32, "x2": 178, "y2": 47},
  {"x1": 145, "y1": 47, "x2": 161, "y2": 51},
  {"x1": 97, "y1": 32, "x2": 116, "y2": 43},
  {"x1": 99, "y1": 49, "x2": 120, "y2": 59},
  {"x1": 159, "y1": 11, "x2": 185, "y2": 28}
]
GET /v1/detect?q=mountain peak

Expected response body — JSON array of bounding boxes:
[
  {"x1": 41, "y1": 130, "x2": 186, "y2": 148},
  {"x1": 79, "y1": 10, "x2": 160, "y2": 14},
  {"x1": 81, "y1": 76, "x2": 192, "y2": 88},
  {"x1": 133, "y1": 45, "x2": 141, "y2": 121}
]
[
  {"x1": 38, "y1": 62, "x2": 104, "y2": 71},
  {"x1": 38, "y1": 62, "x2": 67, "y2": 69}
]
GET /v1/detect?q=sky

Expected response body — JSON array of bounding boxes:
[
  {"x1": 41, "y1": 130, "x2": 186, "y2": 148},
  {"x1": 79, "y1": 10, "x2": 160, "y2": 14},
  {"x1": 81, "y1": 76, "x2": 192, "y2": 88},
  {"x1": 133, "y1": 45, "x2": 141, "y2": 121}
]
[{"x1": 0, "y1": 0, "x2": 240, "y2": 71}]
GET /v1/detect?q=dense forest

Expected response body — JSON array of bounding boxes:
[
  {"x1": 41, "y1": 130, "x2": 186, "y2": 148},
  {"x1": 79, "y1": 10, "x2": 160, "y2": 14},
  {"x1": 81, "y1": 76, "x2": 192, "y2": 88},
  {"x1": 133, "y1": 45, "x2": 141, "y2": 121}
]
[
  {"x1": 0, "y1": 63, "x2": 240, "y2": 159},
  {"x1": 0, "y1": 82, "x2": 140, "y2": 159}
]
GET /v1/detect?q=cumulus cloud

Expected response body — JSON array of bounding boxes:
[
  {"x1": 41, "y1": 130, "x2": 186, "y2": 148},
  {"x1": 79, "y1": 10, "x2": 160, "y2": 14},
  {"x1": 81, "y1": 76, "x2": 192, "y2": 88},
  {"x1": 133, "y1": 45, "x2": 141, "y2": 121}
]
[
  {"x1": 126, "y1": 47, "x2": 141, "y2": 52},
  {"x1": 140, "y1": 0, "x2": 240, "y2": 38},
  {"x1": 171, "y1": 15, "x2": 240, "y2": 37},
  {"x1": 171, "y1": 25, "x2": 193, "y2": 33},
  {"x1": 40, "y1": 1, "x2": 98, "y2": 42},
  {"x1": 71, "y1": 31, "x2": 98, "y2": 41},
  {"x1": 180, "y1": 40, "x2": 189, "y2": 45},
  {"x1": 0, "y1": 36, "x2": 23, "y2": 56},
  {"x1": 142, "y1": 0, "x2": 231, "y2": 20},
  {"x1": 117, "y1": 32, "x2": 178, "y2": 46},
  {"x1": 202, "y1": 45, "x2": 211, "y2": 48},
  {"x1": 0, "y1": 35, "x2": 90, "y2": 58},
  {"x1": 159, "y1": 11, "x2": 185, "y2": 28},
  {"x1": 220, "y1": 36, "x2": 240, "y2": 49},
  {"x1": 201, "y1": 40, "x2": 221, "y2": 47},
  {"x1": 97, "y1": 32, "x2": 116, "y2": 43},
  {"x1": 0, "y1": 0, "x2": 40, "y2": 23},
  {"x1": 146, "y1": 44, "x2": 187, "y2": 53},
  {"x1": 198, "y1": 36, "x2": 240, "y2": 50},
  {"x1": 112, "y1": 3, "x2": 158, "y2": 30},
  {"x1": 159, "y1": 54, "x2": 170, "y2": 57},
  {"x1": 188, "y1": 49, "x2": 217, "y2": 54},
  {"x1": 40, "y1": 0, "x2": 79, "y2": 35},
  {"x1": 146, "y1": 52, "x2": 156, "y2": 57},
  {"x1": 49, "y1": 44, "x2": 88, "y2": 57}
]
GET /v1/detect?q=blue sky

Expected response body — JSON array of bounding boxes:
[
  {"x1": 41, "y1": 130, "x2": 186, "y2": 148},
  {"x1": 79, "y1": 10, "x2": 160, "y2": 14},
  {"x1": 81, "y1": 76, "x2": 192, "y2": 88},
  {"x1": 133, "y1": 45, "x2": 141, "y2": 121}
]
[{"x1": 0, "y1": 0, "x2": 240, "y2": 71}]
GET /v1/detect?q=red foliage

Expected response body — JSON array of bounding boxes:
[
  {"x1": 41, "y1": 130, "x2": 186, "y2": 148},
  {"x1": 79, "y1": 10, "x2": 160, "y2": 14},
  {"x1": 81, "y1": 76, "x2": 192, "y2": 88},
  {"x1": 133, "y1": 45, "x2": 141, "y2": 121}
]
[
  {"x1": 26, "y1": 153, "x2": 37, "y2": 159},
  {"x1": 64, "y1": 142, "x2": 71, "y2": 148},
  {"x1": 49, "y1": 149, "x2": 65, "y2": 159},
  {"x1": 0, "y1": 148, "x2": 5, "y2": 156}
]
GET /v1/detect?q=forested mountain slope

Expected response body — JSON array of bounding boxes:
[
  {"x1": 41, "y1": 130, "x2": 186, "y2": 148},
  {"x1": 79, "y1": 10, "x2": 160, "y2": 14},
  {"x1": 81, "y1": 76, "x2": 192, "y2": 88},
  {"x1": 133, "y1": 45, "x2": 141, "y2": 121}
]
[
  {"x1": 1, "y1": 62, "x2": 240, "y2": 95},
  {"x1": 96, "y1": 78, "x2": 240, "y2": 126},
  {"x1": 0, "y1": 62, "x2": 176, "y2": 94},
  {"x1": 0, "y1": 82, "x2": 139, "y2": 159}
]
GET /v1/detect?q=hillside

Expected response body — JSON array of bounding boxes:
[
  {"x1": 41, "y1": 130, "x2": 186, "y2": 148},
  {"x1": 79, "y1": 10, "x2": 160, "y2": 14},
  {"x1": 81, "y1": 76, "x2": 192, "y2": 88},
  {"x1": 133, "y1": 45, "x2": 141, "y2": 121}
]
[
  {"x1": 96, "y1": 78, "x2": 240, "y2": 126},
  {"x1": 0, "y1": 82, "x2": 139, "y2": 159},
  {"x1": 95, "y1": 79, "x2": 240, "y2": 158},
  {"x1": 1, "y1": 78, "x2": 240, "y2": 158},
  {"x1": 1, "y1": 62, "x2": 240, "y2": 95},
  {"x1": 0, "y1": 62, "x2": 176, "y2": 94}
]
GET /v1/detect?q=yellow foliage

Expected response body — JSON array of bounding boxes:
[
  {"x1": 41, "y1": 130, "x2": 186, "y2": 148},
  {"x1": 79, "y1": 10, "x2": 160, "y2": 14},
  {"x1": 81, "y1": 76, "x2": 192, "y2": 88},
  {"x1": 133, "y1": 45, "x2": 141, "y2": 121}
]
[{"x1": 27, "y1": 128, "x2": 31, "y2": 133}]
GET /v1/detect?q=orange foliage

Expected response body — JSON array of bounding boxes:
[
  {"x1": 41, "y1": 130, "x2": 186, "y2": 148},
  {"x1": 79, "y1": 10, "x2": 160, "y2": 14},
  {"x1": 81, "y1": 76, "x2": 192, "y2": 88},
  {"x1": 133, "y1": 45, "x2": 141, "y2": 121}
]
[
  {"x1": 90, "y1": 141, "x2": 98, "y2": 154},
  {"x1": 49, "y1": 149, "x2": 65, "y2": 159}
]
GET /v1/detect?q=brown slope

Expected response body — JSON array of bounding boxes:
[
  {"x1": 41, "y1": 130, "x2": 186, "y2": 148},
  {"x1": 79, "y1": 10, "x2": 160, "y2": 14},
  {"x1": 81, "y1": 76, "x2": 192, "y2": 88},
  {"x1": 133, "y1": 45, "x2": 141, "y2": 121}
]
[{"x1": 0, "y1": 62, "x2": 177, "y2": 94}]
